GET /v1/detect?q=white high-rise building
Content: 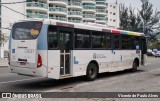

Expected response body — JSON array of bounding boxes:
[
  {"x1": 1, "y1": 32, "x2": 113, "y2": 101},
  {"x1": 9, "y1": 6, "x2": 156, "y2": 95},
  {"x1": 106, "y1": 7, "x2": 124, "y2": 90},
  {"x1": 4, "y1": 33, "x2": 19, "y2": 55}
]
[
  {"x1": 106, "y1": 3, "x2": 120, "y2": 28},
  {"x1": 95, "y1": 0, "x2": 107, "y2": 25},
  {"x1": 1, "y1": 0, "x2": 119, "y2": 58},
  {"x1": 82, "y1": 0, "x2": 96, "y2": 23}
]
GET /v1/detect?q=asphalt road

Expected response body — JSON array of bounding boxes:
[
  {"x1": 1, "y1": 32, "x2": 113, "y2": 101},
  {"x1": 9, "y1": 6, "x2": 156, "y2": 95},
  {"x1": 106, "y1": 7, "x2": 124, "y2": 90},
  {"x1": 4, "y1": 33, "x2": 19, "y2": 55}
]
[{"x1": 0, "y1": 57, "x2": 160, "y2": 101}]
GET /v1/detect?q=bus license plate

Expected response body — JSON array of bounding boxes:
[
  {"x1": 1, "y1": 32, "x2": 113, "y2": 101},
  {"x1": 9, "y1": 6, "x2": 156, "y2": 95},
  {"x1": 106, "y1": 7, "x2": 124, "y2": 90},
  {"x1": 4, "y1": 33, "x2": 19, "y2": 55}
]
[{"x1": 20, "y1": 62, "x2": 26, "y2": 66}]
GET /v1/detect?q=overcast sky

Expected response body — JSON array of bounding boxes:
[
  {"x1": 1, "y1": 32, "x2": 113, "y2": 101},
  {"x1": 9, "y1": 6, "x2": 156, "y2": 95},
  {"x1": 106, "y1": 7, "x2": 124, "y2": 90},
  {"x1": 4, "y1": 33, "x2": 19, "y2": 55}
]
[{"x1": 108, "y1": 0, "x2": 160, "y2": 11}]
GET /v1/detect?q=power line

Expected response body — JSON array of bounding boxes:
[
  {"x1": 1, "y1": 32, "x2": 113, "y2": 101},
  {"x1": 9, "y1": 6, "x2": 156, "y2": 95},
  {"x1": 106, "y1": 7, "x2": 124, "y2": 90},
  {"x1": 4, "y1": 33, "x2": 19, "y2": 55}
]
[
  {"x1": 0, "y1": 1, "x2": 27, "y2": 4},
  {"x1": 1, "y1": 4, "x2": 32, "y2": 18},
  {"x1": 0, "y1": 1, "x2": 40, "y2": 5},
  {"x1": 0, "y1": 27, "x2": 11, "y2": 30}
]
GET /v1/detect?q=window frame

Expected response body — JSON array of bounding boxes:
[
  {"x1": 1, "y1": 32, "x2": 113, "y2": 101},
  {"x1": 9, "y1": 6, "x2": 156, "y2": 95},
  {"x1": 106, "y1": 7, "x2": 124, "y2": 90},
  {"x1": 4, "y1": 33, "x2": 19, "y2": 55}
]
[
  {"x1": 47, "y1": 25, "x2": 74, "y2": 50},
  {"x1": 47, "y1": 25, "x2": 59, "y2": 50},
  {"x1": 91, "y1": 31, "x2": 107, "y2": 50},
  {"x1": 74, "y1": 28, "x2": 92, "y2": 50},
  {"x1": 121, "y1": 34, "x2": 131, "y2": 50},
  {"x1": 112, "y1": 34, "x2": 121, "y2": 50},
  {"x1": 130, "y1": 36, "x2": 141, "y2": 50},
  {"x1": 106, "y1": 32, "x2": 112, "y2": 49},
  {"x1": 12, "y1": 21, "x2": 43, "y2": 40}
]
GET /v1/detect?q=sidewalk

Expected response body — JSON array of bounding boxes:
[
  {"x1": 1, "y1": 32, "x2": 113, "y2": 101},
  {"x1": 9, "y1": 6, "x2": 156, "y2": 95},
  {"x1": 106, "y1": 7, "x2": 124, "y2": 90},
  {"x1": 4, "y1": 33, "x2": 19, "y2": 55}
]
[
  {"x1": 0, "y1": 58, "x2": 8, "y2": 67},
  {"x1": 146, "y1": 56, "x2": 160, "y2": 62}
]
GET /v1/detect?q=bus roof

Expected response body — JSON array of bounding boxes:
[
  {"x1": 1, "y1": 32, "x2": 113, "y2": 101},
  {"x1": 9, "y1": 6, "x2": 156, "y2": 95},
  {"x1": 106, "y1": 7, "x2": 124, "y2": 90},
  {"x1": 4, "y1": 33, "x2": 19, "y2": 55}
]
[{"x1": 16, "y1": 19, "x2": 145, "y2": 37}]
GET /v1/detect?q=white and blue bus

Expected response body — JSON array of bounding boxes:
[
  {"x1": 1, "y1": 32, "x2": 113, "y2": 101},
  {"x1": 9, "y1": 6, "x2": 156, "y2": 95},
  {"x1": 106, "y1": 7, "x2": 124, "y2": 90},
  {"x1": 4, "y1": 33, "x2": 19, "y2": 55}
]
[{"x1": 8, "y1": 19, "x2": 147, "y2": 80}]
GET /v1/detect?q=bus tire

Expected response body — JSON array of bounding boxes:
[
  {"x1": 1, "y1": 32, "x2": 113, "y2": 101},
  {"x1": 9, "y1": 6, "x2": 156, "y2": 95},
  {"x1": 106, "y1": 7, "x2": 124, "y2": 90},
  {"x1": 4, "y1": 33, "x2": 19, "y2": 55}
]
[
  {"x1": 86, "y1": 63, "x2": 98, "y2": 81},
  {"x1": 131, "y1": 60, "x2": 138, "y2": 72}
]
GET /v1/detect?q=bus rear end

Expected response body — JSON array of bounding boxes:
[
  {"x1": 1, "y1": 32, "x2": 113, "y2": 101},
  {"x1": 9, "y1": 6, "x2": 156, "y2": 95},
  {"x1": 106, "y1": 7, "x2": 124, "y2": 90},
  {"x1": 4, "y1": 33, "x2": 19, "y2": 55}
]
[{"x1": 9, "y1": 21, "x2": 47, "y2": 77}]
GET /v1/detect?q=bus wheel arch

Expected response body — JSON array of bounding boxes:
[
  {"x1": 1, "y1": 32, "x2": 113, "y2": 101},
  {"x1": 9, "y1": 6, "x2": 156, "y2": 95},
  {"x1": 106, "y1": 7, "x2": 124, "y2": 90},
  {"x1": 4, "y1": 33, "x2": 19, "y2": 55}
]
[
  {"x1": 134, "y1": 58, "x2": 139, "y2": 67},
  {"x1": 86, "y1": 60, "x2": 99, "y2": 81},
  {"x1": 131, "y1": 58, "x2": 139, "y2": 72}
]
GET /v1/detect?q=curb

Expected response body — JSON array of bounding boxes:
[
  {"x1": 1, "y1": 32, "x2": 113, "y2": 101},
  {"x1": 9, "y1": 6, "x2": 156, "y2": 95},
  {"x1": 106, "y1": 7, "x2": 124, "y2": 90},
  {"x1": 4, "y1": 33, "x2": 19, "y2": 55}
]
[
  {"x1": 0, "y1": 63, "x2": 8, "y2": 67},
  {"x1": 0, "y1": 66, "x2": 8, "y2": 68}
]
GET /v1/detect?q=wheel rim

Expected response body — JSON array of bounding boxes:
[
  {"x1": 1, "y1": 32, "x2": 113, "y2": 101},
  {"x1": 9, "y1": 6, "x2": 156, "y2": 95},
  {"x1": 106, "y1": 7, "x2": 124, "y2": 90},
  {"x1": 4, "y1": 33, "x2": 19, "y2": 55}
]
[
  {"x1": 133, "y1": 62, "x2": 137, "y2": 70},
  {"x1": 89, "y1": 67, "x2": 96, "y2": 78},
  {"x1": 134, "y1": 62, "x2": 137, "y2": 68}
]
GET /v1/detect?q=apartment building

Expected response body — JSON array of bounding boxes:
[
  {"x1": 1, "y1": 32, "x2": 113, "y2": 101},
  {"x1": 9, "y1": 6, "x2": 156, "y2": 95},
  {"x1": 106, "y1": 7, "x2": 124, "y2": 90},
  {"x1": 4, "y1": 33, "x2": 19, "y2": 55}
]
[{"x1": 0, "y1": 0, "x2": 119, "y2": 58}]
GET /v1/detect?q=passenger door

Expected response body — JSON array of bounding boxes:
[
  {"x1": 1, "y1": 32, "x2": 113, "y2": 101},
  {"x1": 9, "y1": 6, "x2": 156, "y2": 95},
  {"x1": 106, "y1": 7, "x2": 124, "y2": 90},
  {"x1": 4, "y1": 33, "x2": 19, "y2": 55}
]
[
  {"x1": 141, "y1": 37, "x2": 147, "y2": 66},
  {"x1": 47, "y1": 25, "x2": 73, "y2": 79},
  {"x1": 47, "y1": 26, "x2": 60, "y2": 79},
  {"x1": 58, "y1": 30, "x2": 73, "y2": 76}
]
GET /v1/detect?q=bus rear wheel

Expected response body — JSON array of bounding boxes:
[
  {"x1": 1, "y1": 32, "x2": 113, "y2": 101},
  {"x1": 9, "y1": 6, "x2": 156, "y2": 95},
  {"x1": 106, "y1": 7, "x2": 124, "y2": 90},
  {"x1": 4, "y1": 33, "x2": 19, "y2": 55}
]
[
  {"x1": 86, "y1": 63, "x2": 98, "y2": 81},
  {"x1": 131, "y1": 61, "x2": 138, "y2": 72}
]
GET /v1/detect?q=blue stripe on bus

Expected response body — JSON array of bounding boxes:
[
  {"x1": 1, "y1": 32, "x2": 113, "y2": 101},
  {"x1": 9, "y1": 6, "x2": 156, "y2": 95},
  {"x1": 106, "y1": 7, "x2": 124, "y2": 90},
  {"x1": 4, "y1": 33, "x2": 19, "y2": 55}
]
[
  {"x1": 74, "y1": 56, "x2": 79, "y2": 64},
  {"x1": 37, "y1": 24, "x2": 48, "y2": 50},
  {"x1": 120, "y1": 31, "x2": 128, "y2": 35}
]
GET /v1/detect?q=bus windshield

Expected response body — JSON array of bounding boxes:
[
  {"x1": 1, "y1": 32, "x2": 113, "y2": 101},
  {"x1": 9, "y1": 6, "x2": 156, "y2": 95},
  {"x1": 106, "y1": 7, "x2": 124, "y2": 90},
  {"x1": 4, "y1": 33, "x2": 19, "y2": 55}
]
[{"x1": 12, "y1": 21, "x2": 43, "y2": 40}]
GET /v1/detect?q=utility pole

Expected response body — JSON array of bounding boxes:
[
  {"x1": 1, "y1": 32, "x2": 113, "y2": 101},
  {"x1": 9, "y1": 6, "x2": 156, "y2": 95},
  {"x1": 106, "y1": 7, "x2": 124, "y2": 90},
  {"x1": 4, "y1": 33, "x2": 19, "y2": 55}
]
[
  {"x1": 0, "y1": 32, "x2": 1, "y2": 58},
  {"x1": 115, "y1": 0, "x2": 118, "y2": 4}
]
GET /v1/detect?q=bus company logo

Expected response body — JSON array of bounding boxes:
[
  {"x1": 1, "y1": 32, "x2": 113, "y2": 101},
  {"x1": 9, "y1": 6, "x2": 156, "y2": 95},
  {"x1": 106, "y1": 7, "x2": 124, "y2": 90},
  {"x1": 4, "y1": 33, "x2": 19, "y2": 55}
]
[
  {"x1": 2, "y1": 93, "x2": 11, "y2": 98},
  {"x1": 93, "y1": 53, "x2": 96, "y2": 59},
  {"x1": 25, "y1": 49, "x2": 34, "y2": 53},
  {"x1": 93, "y1": 53, "x2": 106, "y2": 59}
]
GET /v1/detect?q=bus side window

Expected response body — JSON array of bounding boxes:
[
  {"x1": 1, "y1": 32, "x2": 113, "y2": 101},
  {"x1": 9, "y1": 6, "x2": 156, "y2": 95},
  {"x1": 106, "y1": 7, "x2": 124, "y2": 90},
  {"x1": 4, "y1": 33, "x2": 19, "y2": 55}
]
[
  {"x1": 113, "y1": 34, "x2": 120, "y2": 49},
  {"x1": 106, "y1": 33, "x2": 111, "y2": 49},
  {"x1": 130, "y1": 37, "x2": 136, "y2": 49},
  {"x1": 48, "y1": 26, "x2": 58, "y2": 49},
  {"x1": 130, "y1": 36, "x2": 140, "y2": 50},
  {"x1": 121, "y1": 35, "x2": 130, "y2": 49},
  {"x1": 76, "y1": 40, "x2": 83, "y2": 48},
  {"x1": 74, "y1": 29, "x2": 91, "y2": 49},
  {"x1": 83, "y1": 40, "x2": 89, "y2": 48},
  {"x1": 92, "y1": 31, "x2": 106, "y2": 49},
  {"x1": 135, "y1": 37, "x2": 140, "y2": 50}
]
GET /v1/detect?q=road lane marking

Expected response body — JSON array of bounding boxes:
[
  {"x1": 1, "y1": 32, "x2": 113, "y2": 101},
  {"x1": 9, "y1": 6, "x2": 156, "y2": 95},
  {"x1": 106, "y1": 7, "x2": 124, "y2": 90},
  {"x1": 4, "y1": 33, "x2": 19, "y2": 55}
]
[{"x1": 0, "y1": 77, "x2": 44, "y2": 85}]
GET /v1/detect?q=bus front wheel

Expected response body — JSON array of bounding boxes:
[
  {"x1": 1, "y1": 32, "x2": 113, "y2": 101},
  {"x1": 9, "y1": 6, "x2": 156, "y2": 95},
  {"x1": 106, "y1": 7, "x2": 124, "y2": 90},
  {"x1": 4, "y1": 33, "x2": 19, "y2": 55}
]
[
  {"x1": 86, "y1": 63, "x2": 98, "y2": 81},
  {"x1": 131, "y1": 61, "x2": 138, "y2": 72}
]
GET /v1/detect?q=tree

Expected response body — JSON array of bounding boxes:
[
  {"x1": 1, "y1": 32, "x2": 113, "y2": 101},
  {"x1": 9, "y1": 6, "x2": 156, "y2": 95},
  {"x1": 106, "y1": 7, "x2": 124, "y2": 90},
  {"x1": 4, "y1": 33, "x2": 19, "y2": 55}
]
[
  {"x1": 119, "y1": 4, "x2": 129, "y2": 30},
  {"x1": 119, "y1": 0, "x2": 160, "y2": 47},
  {"x1": 128, "y1": 6, "x2": 141, "y2": 32},
  {"x1": 0, "y1": 33, "x2": 8, "y2": 47},
  {"x1": 138, "y1": 0, "x2": 160, "y2": 46},
  {"x1": 119, "y1": 4, "x2": 141, "y2": 32}
]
